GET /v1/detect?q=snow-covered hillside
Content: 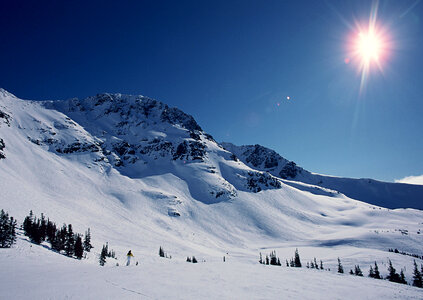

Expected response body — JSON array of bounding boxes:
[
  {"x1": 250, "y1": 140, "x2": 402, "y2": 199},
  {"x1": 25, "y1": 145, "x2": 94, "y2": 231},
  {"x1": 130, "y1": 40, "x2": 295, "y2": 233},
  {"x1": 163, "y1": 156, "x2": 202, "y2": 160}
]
[
  {"x1": 1, "y1": 88, "x2": 423, "y2": 298},
  {"x1": 221, "y1": 142, "x2": 423, "y2": 210}
]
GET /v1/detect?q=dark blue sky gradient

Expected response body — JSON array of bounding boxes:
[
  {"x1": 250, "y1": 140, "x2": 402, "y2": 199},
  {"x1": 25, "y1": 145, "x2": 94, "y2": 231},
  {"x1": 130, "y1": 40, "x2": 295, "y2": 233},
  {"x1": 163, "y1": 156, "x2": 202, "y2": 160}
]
[{"x1": 1, "y1": 0, "x2": 422, "y2": 181}]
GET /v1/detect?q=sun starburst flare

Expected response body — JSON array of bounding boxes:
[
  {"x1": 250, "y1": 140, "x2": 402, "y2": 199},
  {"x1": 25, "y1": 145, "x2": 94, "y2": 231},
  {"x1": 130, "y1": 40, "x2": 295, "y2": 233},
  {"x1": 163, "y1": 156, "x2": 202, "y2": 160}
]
[{"x1": 345, "y1": 1, "x2": 392, "y2": 93}]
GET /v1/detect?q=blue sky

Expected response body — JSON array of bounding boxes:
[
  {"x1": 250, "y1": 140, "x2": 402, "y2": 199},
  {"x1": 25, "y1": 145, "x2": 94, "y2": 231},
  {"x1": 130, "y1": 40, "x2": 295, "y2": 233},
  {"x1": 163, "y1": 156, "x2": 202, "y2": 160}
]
[{"x1": 1, "y1": 0, "x2": 422, "y2": 182}]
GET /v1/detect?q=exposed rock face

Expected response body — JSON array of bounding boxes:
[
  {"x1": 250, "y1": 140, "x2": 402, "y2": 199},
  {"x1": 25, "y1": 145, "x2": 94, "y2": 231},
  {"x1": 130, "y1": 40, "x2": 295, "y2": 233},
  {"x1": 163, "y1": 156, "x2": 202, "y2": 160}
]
[
  {"x1": 0, "y1": 138, "x2": 5, "y2": 159},
  {"x1": 0, "y1": 110, "x2": 11, "y2": 127},
  {"x1": 220, "y1": 142, "x2": 304, "y2": 179}
]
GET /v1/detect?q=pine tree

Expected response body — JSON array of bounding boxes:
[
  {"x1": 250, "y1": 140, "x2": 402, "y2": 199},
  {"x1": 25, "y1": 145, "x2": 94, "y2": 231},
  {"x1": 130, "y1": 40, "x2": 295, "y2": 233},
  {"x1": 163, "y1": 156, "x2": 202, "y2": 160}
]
[
  {"x1": 83, "y1": 228, "x2": 93, "y2": 252},
  {"x1": 266, "y1": 255, "x2": 269, "y2": 265},
  {"x1": 387, "y1": 259, "x2": 401, "y2": 283},
  {"x1": 186, "y1": 257, "x2": 192, "y2": 262},
  {"x1": 337, "y1": 258, "x2": 344, "y2": 273},
  {"x1": 373, "y1": 262, "x2": 381, "y2": 279},
  {"x1": 412, "y1": 260, "x2": 423, "y2": 288},
  {"x1": 74, "y1": 235, "x2": 84, "y2": 259},
  {"x1": 349, "y1": 269, "x2": 354, "y2": 275},
  {"x1": 57, "y1": 224, "x2": 68, "y2": 252},
  {"x1": 354, "y1": 265, "x2": 363, "y2": 276},
  {"x1": 320, "y1": 260, "x2": 323, "y2": 270},
  {"x1": 30, "y1": 218, "x2": 42, "y2": 244},
  {"x1": 99, "y1": 244, "x2": 107, "y2": 266},
  {"x1": 277, "y1": 258, "x2": 281, "y2": 266},
  {"x1": 259, "y1": 252, "x2": 263, "y2": 264},
  {"x1": 192, "y1": 256, "x2": 198, "y2": 263},
  {"x1": 313, "y1": 258, "x2": 318, "y2": 269},
  {"x1": 270, "y1": 251, "x2": 278, "y2": 266},
  {"x1": 39, "y1": 213, "x2": 47, "y2": 242},
  {"x1": 23, "y1": 211, "x2": 33, "y2": 237},
  {"x1": 0, "y1": 210, "x2": 17, "y2": 248},
  {"x1": 369, "y1": 265, "x2": 375, "y2": 278},
  {"x1": 46, "y1": 219, "x2": 57, "y2": 245},
  {"x1": 294, "y1": 248, "x2": 301, "y2": 267},
  {"x1": 159, "y1": 246, "x2": 165, "y2": 257},
  {"x1": 286, "y1": 259, "x2": 289, "y2": 267},
  {"x1": 399, "y1": 269, "x2": 407, "y2": 284},
  {"x1": 64, "y1": 224, "x2": 74, "y2": 256}
]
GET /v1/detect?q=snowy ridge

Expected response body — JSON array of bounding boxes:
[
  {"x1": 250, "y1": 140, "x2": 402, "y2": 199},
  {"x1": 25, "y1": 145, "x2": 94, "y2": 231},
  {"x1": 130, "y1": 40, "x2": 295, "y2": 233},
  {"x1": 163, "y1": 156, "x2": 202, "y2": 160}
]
[
  {"x1": 1, "y1": 89, "x2": 423, "y2": 299},
  {"x1": 222, "y1": 142, "x2": 423, "y2": 210}
]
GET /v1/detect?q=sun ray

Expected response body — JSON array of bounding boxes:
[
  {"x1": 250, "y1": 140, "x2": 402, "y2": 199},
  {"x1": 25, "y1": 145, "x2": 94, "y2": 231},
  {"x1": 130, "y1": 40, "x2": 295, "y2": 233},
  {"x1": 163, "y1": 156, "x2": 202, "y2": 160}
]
[{"x1": 346, "y1": 0, "x2": 391, "y2": 94}]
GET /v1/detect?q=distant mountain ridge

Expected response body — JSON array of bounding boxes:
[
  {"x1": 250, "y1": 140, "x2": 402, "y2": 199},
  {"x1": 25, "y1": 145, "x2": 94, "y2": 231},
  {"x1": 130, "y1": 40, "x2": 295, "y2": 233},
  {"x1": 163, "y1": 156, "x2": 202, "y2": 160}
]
[{"x1": 221, "y1": 142, "x2": 423, "y2": 210}]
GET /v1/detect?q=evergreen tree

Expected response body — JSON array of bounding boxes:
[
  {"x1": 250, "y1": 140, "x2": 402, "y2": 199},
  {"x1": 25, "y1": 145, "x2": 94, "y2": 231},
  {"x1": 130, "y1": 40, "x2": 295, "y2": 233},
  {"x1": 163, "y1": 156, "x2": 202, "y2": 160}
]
[
  {"x1": 83, "y1": 228, "x2": 93, "y2": 252},
  {"x1": 286, "y1": 259, "x2": 289, "y2": 267},
  {"x1": 320, "y1": 260, "x2": 323, "y2": 270},
  {"x1": 30, "y1": 218, "x2": 42, "y2": 244},
  {"x1": 46, "y1": 219, "x2": 57, "y2": 245},
  {"x1": 337, "y1": 258, "x2": 344, "y2": 273},
  {"x1": 412, "y1": 260, "x2": 423, "y2": 288},
  {"x1": 369, "y1": 265, "x2": 375, "y2": 278},
  {"x1": 399, "y1": 269, "x2": 407, "y2": 284},
  {"x1": 266, "y1": 255, "x2": 269, "y2": 265},
  {"x1": 259, "y1": 252, "x2": 263, "y2": 264},
  {"x1": 373, "y1": 262, "x2": 381, "y2": 279},
  {"x1": 0, "y1": 210, "x2": 17, "y2": 248},
  {"x1": 64, "y1": 224, "x2": 74, "y2": 256},
  {"x1": 277, "y1": 258, "x2": 281, "y2": 266},
  {"x1": 192, "y1": 256, "x2": 198, "y2": 263},
  {"x1": 290, "y1": 258, "x2": 294, "y2": 267},
  {"x1": 294, "y1": 248, "x2": 302, "y2": 267},
  {"x1": 159, "y1": 246, "x2": 165, "y2": 257},
  {"x1": 74, "y1": 235, "x2": 84, "y2": 259},
  {"x1": 270, "y1": 251, "x2": 278, "y2": 266},
  {"x1": 23, "y1": 211, "x2": 33, "y2": 237},
  {"x1": 354, "y1": 265, "x2": 363, "y2": 276},
  {"x1": 99, "y1": 244, "x2": 107, "y2": 266},
  {"x1": 56, "y1": 224, "x2": 68, "y2": 252},
  {"x1": 39, "y1": 213, "x2": 47, "y2": 242},
  {"x1": 186, "y1": 257, "x2": 192, "y2": 262},
  {"x1": 349, "y1": 269, "x2": 354, "y2": 275},
  {"x1": 387, "y1": 259, "x2": 401, "y2": 283},
  {"x1": 313, "y1": 258, "x2": 318, "y2": 269}
]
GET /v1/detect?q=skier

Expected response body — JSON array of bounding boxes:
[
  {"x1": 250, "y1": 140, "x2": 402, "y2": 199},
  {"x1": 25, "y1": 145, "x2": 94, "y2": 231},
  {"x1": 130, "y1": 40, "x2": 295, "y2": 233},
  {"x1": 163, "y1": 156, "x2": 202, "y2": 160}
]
[{"x1": 126, "y1": 250, "x2": 134, "y2": 266}]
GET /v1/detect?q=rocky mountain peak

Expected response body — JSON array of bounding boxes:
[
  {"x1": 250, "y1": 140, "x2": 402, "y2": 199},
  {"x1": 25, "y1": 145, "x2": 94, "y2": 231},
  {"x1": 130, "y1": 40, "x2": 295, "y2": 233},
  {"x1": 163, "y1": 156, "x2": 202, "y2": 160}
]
[{"x1": 60, "y1": 93, "x2": 202, "y2": 132}]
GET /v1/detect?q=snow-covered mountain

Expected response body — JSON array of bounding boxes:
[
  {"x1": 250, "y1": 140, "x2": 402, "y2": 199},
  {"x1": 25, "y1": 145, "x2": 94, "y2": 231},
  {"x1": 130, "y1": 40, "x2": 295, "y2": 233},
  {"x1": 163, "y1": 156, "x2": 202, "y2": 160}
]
[
  {"x1": 1, "y1": 88, "x2": 423, "y2": 298},
  {"x1": 221, "y1": 142, "x2": 423, "y2": 210}
]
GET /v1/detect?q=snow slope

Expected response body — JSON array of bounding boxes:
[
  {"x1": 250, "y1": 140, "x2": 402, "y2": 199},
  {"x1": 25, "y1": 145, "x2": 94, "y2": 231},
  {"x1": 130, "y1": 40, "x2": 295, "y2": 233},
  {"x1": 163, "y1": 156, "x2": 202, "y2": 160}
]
[
  {"x1": 1, "y1": 236, "x2": 422, "y2": 300},
  {"x1": 221, "y1": 142, "x2": 423, "y2": 210},
  {"x1": 1, "y1": 89, "x2": 423, "y2": 298}
]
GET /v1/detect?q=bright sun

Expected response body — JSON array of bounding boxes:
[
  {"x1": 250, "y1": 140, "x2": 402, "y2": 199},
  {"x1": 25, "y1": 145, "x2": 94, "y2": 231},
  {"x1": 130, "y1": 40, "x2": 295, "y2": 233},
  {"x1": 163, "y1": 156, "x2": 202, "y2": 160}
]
[
  {"x1": 344, "y1": 1, "x2": 392, "y2": 93},
  {"x1": 357, "y1": 31, "x2": 382, "y2": 62}
]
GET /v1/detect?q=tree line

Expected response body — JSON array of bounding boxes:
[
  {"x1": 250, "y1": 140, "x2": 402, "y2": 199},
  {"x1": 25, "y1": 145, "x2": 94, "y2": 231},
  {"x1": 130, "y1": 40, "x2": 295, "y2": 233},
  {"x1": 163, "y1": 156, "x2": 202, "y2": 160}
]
[
  {"x1": 2, "y1": 208, "x2": 422, "y2": 288},
  {"x1": 258, "y1": 248, "x2": 422, "y2": 288},
  {"x1": 23, "y1": 210, "x2": 93, "y2": 259},
  {"x1": 337, "y1": 256, "x2": 422, "y2": 287}
]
